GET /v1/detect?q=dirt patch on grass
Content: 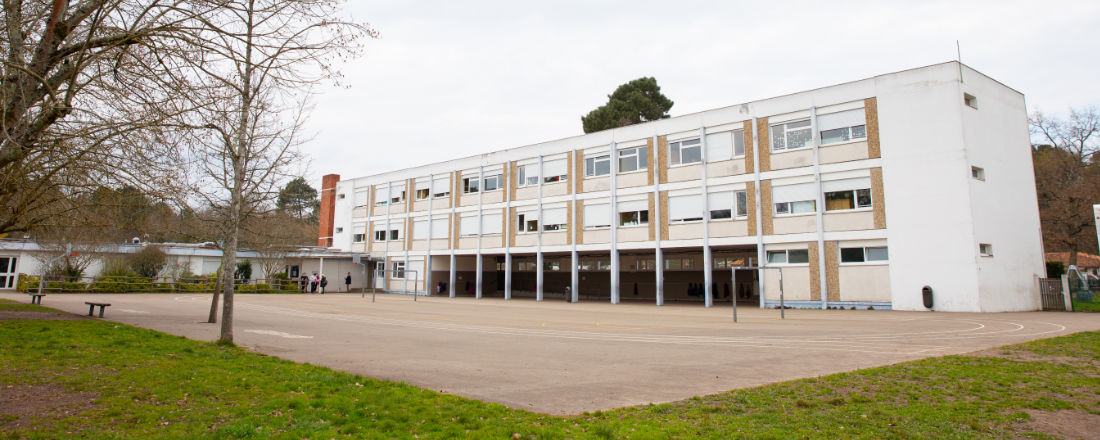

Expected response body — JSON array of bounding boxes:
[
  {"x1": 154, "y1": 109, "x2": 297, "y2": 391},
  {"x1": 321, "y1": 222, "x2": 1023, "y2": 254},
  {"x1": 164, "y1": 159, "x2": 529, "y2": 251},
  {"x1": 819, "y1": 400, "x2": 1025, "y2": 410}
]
[
  {"x1": 969, "y1": 349, "x2": 1093, "y2": 366},
  {"x1": 0, "y1": 311, "x2": 87, "y2": 321},
  {"x1": 0, "y1": 384, "x2": 98, "y2": 431},
  {"x1": 1020, "y1": 409, "x2": 1100, "y2": 440}
]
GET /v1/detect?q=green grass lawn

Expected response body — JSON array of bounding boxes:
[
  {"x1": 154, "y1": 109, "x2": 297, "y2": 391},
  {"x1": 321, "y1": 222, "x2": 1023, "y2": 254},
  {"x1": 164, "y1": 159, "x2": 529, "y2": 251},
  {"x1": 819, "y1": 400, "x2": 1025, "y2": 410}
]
[
  {"x1": 1072, "y1": 298, "x2": 1100, "y2": 312},
  {"x1": 0, "y1": 303, "x2": 1097, "y2": 439}
]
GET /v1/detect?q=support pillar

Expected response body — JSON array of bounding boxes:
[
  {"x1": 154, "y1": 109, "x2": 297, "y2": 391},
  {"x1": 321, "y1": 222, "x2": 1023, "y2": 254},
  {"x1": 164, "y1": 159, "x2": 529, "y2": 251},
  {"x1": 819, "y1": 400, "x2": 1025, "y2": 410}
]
[
  {"x1": 570, "y1": 250, "x2": 579, "y2": 303},
  {"x1": 703, "y1": 246, "x2": 713, "y2": 307},
  {"x1": 655, "y1": 247, "x2": 664, "y2": 306},
  {"x1": 448, "y1": 253, "x2": 456, "y2": 298},
  {"x1": 536, "y1": 252, "x2": 544, "y2": 301},
  {"x1": 610, "y1": 249, "x2": 620, "y2": 304},
  {"x1": 475, "y1": 254, "x2": 483, "y2": 299},
  {"x1": 504, "y1": 253, "x2": 512, "y2": 300}
]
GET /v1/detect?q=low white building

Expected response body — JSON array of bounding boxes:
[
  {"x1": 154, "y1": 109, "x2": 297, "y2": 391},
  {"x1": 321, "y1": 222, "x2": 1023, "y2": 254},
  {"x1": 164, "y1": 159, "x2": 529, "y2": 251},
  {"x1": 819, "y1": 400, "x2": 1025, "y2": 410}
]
[{"x1": 318, "y1": 62, "x2": 1046, "y2": 312}]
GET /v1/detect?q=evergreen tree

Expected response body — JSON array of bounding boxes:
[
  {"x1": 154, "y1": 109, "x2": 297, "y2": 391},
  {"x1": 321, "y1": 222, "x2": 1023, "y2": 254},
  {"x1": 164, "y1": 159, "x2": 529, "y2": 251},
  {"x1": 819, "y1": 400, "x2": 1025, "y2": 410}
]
[
  {"x1": 582, "y1": 77, "x2": 674, "y2": 133},
  {"x1": 276, "y1": 178, "x2": 321, "y2": 222}
]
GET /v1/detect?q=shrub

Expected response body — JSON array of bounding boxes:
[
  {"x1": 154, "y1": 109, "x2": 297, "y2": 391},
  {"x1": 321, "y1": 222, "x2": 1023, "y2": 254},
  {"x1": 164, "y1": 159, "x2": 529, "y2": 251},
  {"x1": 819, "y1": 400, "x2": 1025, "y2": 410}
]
[
  {"x1": 128, "y1": 246, "x2": 167, "y2": 279},
  {"x1": 101, "y1": 258, "x2": 137, "y2": 278},
  {"x1": 235, "y1": 261, "x2": 252, "y2": 283},
  {"x1": 1047, "y1": 261, "x2": 1065, "y2": 278}
]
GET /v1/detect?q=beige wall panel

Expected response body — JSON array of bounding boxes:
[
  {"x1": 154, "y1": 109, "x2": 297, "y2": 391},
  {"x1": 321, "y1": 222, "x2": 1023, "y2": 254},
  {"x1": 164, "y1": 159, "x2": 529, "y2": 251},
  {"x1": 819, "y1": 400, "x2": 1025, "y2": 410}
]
[
  {"x1": 352, "y1": 207, "x2": 368, "y2": 218},
  {"x1": 757, "y1": 117, "x2": 771, "y2": 172},
  {"x1": 432, "y1": 198, "x2": 450, "y2": 210},
  {"x1": 772, "y1": 215, "x2": 817, "y2": 235},
  {"x1": 618, "y1": 171, "x2": 649, "y2": 188},
  {"x1": 646, "y1": 138, "x2": 655, "y2": 186},
  {"x1": 481, "y1": 190, "x2": 504, "y2": 204},
  {"x1": 452, "y1": 213, "x2": 460, "y2": 248},
  {"x1": 668, "y1": 164, "x2": 704, "y2": 183},
  {"x1": 871, "y1": 167, "x2": 886, "y2": 229},
  {"x1": 367, "y1": 191, "x2": 375, "y2": 217},
  {"x1": 411, "y1": 240, "x2": 427, "y2": 251},
  {"x1": 431, "y1": 238, "x2": 448, "y2": 250},
  {"x1": 659, "y1": 191, "x2": 669, "y2": 241},
  {"x1": 618, "y1": 226, "x2": 649, "y2": 242},
  {"x1": 366, "y1": 220, "x2": 374, "y2": 248},
  {"x1": 706, "y1": 159, "x2": 747, "y2": 178},
  {"x1": 515, "y1": 234, "x2": 538, "y2": 247},
  {"x1": 668, "y1": 223, "x2": 704, "y2": 240},
  {"x1": 760, "y1": 180, "x2": 773, "y2": 235},
  {"x1": 406, "y1": 217, "x2": 414, "y2": 248},
  {"x1": 508, "y1": 161, "x2": 517, "y2": 201},
  {"x1": 516, "y1": 186, "x2": 538, "y2": 201},
  {"x1": 351, "y1": 243, "x2": 366, "y2": 253},
  {"x1": 825, "y1": 241, "x2": 840, "y2": 302},
  {"x1": 657, "y1": 135, "x2": 669, "y2": 183},
  {"x1": 543, "y1": 231, "x2": 568, "y2": 246},
  {"x1": 823, "y1": 211, "x2": 875, "y2": 232},
  {"x1": 820, "y1": 141, "x2": 870, "y2": 164},
  {"x1": 386, "y1": 242, "x2": 404, "y2": 252},
  {"x1": 809, "y1": 241, "x2": 821, "y2": 301},
  {"x1": 543, "y1": 182, "x2": 569, "y2": 197},
  {"x1": 458, "y1": 237, "x2": 479, "y2": 249},
  {"x1": 763, "y1": 267, "x2": 810, "y2": 301},
  {"x1": 584, "y1": 229, "x2": 610, "y2": 244},
  {"x1": 583, "y1": 176, "x2": 610, "y2": 193},
  {"x1": 839, "y1": 265, "x2": 891, "y2": 302},
  {"x1": 709, "y1": 220, "x2": 749, "y2": 237},
  {"x1": 769, "y1": 149, "x2": 813, "y2": 170},
  {"x1": 574, "y1": 200, "x2": 584, "y2": 244},
  {"x1": 865, "y1": 97, "x2": 881, "y2": 159},
  {"x1": 481, "y1": 234, "x2": 504, "y2": 248},
  {"x1": 647, "y1": 193, "x2": 656, "y2": 240},
  {"x1": 743, "y1": 121, "x2": 755, "y2": 174},
  {"x1": 371, "y1": 242, "x2": 386, "y2": 253},
  {"x1": 412, "y1": 200, "x2": 430, "y2": 212}
]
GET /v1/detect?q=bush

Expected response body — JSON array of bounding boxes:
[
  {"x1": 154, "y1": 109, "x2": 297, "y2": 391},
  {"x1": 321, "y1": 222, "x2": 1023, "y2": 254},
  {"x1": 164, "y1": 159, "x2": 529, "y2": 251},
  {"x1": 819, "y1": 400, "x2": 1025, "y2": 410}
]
[
  {"x1": 235, "y1": 261, "x2": 252, "y2": 283},
  {"x1": 101, "y1": 258, "x2": 137, "y2": 278},
  {"x1": 129, "y1": 246, "x2": 167, "y2": 278},
  {"x1": 1047, "y1": 261, "x2": 1065, "y2": 278}
]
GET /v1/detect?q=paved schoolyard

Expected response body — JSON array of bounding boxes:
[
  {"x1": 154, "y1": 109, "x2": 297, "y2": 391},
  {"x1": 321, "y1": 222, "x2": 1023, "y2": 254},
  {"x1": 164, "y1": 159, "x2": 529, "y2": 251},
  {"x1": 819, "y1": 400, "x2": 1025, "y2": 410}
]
[{"x1": 4, "y1": 292, "x2": 1098, "y2": 414}]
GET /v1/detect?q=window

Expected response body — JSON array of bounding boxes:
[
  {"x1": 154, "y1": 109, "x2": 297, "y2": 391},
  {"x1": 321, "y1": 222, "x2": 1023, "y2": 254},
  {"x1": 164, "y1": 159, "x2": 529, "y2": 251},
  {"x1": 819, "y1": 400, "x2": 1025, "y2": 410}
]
[
  {"x1": 669, "y1": 138, "x2": 702, "y2": 165},
  {"x1": 636, "y1": 259, "x2": 655, "y2": 270},
  {"x1": 430, "y1": 218, "x2": 448, "y2": 239},
  {"x1": 818, "y1": 109, "x2": 867, "y2": 146},
  {"x1": 979, "y1": 243, "x2": 993, "y2": 257},
  {"x1": 416, "y1": 188, "x2": 430, "y2": 199},
  {"x1": 518, "y1": 164, "x2": 539, "y2": 187},
  {"x1": 665, "y1": 258, "x2": 695, "y2": 270},
  {"x1": 353, "y1": 233, "x2": 365, "y2": 243},
  {"x1": 517, "y1": 261, "x2": 537, "y2": 271},
  {"x1": 338, "y1": 193, "x2": 345, "y2": 199},
  {"x1": 964, "y1": 93, "x2": 978, "y2": 109},
  {"x1": 389, "y1": 190, "x2": 405, "y2": 204},
  {"x1": 432, "y1": 177, "x2": 450, "y2": 198},
  {"x1": 414, "y1": 179, "x2": 430, "y2": 200},
  {"x1": 483, "y1": 174, "x2": 502, "y2": 191},
  {"x1": 460, "y1": 215, "x2": 478, "y2": 236},
  {"x1": 771, "y1": 119, "x2": 812, "y2": 151},
  {"x1": 335, "y1": 227, "x2": 343, "y2": 233},
  {"x1": 516, "y1": 211, "x2": 539, "y2": 233},
  {"x1": 481, "y1": 213, "x2": 502, "y2": 235},
  {"x1": 669, "y1": 194, "x2": 703, "y2": 223},
  {"x1": 971, "y1": 166, "x2": 985, "y2": 181},
  {"x1": 542, "y1": 207, "x2": 567, "y2": 231},
  {"x1": 391, "y1": 261, "x2": 405, "y2": 279},
  {"x1": 704, "y1": 129, "x2": 745, "y2": 161},
  {"x1": 374, "y1": 229, "x2": 387, "y2": 241},
  {"x1": 583, "y1": 203, "x2": 610, "y2": 229},
  {"x1": 353, "y1": 191, "x2": 368, "y2": 207},
  {"x1": 412, "y1": 219, "x2": 429, "y2": 240},
  {"x1": 618, "y1": 200, "x2": 649, "y2": 227},
  {"x1": 543, "y1": 159, "x2": 567, "y2": 183},
  {"x1": 596, "y1": 259, "x2": 612, "y2": 271},
  {"x1": 713, "y1": 257, "x2": 746, "y2": 269},
  {"x1": 840, "y1": 246, "x2": 888, "y2": 263},
  {"x1": 707, "y1": 191, "x2": 748, "y2": 220},
  {"x1": 544, "y1": 260, "x2": 561, "y2": 271},
  {"x1": 389, "y1": 229, "x2": 400, "y2": 241},
  {"x1": 462, "y1": 177, "x2": 479, "y2": 194},
  {"x1": 618, "y1": 146, "x2": 647, "y2": 173},
  {"x1": 585, "y1": 154, "x2": 611, "y2": 177},
  {"x1": 766, "y1": 249, "x2": 809, "y2": 264},
  {"x1": 578, "y1": 260, "x2": 594, "y2": 270},
  {"x1": 824, "y1": 189, "x2": 871, "y2": 211},
  {"x1": 775, "y1": 200, "x2": 816, "y2": 215}
]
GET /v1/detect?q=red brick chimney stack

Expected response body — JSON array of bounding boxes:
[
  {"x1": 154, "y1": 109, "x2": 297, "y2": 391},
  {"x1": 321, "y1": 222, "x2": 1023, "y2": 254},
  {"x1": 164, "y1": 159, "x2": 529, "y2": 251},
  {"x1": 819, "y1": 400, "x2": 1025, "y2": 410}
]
[{"x1": 317, "y1": 174, "x2": 340, "y2": 247}]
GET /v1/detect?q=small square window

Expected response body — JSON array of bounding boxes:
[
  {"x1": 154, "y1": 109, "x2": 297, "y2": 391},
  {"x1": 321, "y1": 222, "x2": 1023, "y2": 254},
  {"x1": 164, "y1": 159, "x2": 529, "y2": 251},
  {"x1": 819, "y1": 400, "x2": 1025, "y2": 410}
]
[
  {"x1": 335, "y1": 227, "x2": 343, "y2": 233},
  {"x1": 337, "y1": 193, "x2": 345, "y2": 199},
  {"x1": 964, "y1": 93, "x2": 978, "y2": 109},
  {"x1": 971, "y1": 166, "x2": 985, "y2": 181},
  {"x1": 979, "y1": 243, "x2": 993, "y2": 257}
]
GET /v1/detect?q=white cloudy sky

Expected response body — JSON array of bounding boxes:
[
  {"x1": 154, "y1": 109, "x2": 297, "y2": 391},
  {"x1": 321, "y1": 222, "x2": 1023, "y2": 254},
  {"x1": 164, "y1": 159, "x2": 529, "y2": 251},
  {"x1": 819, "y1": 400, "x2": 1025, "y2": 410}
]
[{"x1": 300, "y1": 0, "x2": 1100, "y2": 186}]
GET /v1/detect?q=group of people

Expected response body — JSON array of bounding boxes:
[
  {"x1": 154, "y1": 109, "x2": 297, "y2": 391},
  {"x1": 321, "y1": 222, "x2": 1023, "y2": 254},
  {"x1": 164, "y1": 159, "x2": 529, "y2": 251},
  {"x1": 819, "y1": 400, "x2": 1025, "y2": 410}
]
[{"x1": 299, "y1": 272, "x2": 355, "y2": 294}]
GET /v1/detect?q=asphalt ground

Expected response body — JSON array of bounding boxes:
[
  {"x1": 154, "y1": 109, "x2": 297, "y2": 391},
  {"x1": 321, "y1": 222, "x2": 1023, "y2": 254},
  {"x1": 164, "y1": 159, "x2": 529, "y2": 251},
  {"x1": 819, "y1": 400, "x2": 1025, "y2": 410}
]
[{"x1": 4, "y1": 292, "x2": 1098, "y2": 414}]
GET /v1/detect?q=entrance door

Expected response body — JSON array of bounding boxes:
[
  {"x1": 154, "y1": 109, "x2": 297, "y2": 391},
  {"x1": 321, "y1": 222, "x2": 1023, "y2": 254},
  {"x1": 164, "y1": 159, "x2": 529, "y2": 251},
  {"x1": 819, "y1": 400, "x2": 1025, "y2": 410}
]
[
  {"x1": 374, "y1": 261, "x2": 386, "y2": 289},
  {"x1": 0, "y1": 256, "x2": 17, "y2": 289}
]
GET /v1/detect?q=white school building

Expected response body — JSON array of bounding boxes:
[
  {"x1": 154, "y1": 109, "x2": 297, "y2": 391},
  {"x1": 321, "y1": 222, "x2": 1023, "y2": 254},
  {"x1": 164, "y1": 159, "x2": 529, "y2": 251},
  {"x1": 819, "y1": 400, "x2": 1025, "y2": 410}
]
[{"x1": 317, "y1": 61, "x2": 1044, "y2": 312}]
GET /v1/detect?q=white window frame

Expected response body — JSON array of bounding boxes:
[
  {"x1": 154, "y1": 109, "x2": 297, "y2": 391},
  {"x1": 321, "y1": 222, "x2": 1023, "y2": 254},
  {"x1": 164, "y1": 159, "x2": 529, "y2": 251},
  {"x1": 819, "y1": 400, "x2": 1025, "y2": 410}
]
[
  {"x1": 459, "y1": 214, "x2": 479, "y2": 237},
  {"x1": 971, "y1": 166, "x2": 985, "y2": 181},
  {"x1": 517, "y1": 164, "x2": 539, "y2": 187},
  {"x1": 618, "y1": 210, "x2": 649, "y2": 227},
  {"x1": 617, "y1": 146, "x2": 647, "y2": 174},
  {"x1": 391, "y1": 261, "x2": 406, "y2": 279},
  {"x1": 542, "y1": 159, "x2": 568, "y2": 183},
  {"x1": 583, "y1": 203, "x2": 611, "y2": 230},
  {"x1": 770, "y1": 119, "x2": 812, "y2": 152},
  {"x1": 585, "y1": 154, "x2": 611, "y2": 177},
  {"x1": 462, "y1": 176, "x2": 480, "y2": 194},
  {"x1": 541, "y1": 207, "x2": 567, "y2": 232},
  {"x1": 766, "y1": 249, "x2": 810, "y2": 265},
  {"x1": 774, "y1": 200, "x2": 816, "y2": 216},
  {"x1": 669, "y1": 194, "x2": 704, "y2": 224},
  {"x1": 979, "y1": 243, "x2": 993, "y2": 257},
  {"x1": 823, "y1": 188, "x2": 872, "y2": 212},
  {"x1": 353, "y1": 191, "x2": 369, "y2": 208},
  {"x1": 352, "y1": 233, "x2": 365, "y2": 243},
  {"x1": 669, "y1": 137, "x2": 702, "y2": 166},
  {"x1": 839, "y1": 246, "x2": 889, "y2": 264},
  {"x1": 516, "y1": 211, "x2": 539, "y2": 234},
  {"x1": 482, "y1": 174, "x2": 502, "y2": 192},
  {"x1": 432, "y1": 177, "x2": 451, "y2": 199}
]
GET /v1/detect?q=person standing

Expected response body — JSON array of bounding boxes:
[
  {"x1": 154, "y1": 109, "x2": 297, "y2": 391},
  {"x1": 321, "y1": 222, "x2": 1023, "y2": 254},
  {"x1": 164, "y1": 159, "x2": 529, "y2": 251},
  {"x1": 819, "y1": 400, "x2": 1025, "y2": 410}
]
[
  {"x1": 319, "y1": 275, "x2": 328, "y2": 294},
  {"x1": 309, "y1": 273, "x2": 318, "y2": 294},
  {"x1": 345, "y1": 272, "x2": 352, "y2": 292}
]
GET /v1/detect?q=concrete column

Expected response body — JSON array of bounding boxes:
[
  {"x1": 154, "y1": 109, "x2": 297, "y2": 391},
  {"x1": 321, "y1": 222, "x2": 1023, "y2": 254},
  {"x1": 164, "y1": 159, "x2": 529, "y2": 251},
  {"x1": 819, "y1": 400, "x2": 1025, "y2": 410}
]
[
  {"x1": 699, "y1": 126, "x2": 713, "y2": 308},
  {"x1": 448, "y1": 253, "x2": 456, "y2": 298},
  {"x1": 610, "y1": 249, "x2": 620, "y2": 304},
  {"x1": 504, "y1": 253, "x2": 512, "y2": 300},
  {"x1": 475, "y1": 254, "x2": 483, "y2": 299},
  {"x1": 608, "y1": 141, "x2": 619, "y2": 304},
  {"x1": 810, "y1": 106, "x2": 828, "y2": 310},
  {"x1": 536, "y1": 252, "x2": 544, "y2": 301},
  {"x1": 703, "y1": 246, "x2": 713, "y2": 307},
  {"x1": 655, "y1": 247, "x2": 664, "y2": 306},
  {"x1": 570, "y1": 250, "x2": 579, "y2": 303}
]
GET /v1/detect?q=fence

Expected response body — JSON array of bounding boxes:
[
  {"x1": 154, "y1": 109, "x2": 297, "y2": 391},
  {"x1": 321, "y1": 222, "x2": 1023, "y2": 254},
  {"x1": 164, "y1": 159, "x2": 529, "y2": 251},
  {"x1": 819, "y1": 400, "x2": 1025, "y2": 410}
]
[
  {"x1": 1038, "y1": 277, "x2": 1065, "y2": 311},
  {"x1": 17, "y1": 274, "x2": 302, "y2": 294}
]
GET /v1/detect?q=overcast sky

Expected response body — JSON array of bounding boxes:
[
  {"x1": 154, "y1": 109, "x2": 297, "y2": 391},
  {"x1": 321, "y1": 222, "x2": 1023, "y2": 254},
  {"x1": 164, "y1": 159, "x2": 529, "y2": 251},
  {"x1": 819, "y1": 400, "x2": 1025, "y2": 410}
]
[{"x1": 300, "y1": 0, "x2": 1100, "y2": 187}]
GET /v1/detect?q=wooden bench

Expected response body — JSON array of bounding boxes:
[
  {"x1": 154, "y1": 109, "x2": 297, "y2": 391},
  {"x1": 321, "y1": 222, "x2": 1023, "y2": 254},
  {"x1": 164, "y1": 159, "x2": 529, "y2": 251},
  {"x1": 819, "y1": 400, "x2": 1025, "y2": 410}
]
[
  {"x1": 85, "y1": 302, "x2": 111, "y2": 318},
  {"x1": 28, "y1": 293, "x2": 45, "y2": 305}
]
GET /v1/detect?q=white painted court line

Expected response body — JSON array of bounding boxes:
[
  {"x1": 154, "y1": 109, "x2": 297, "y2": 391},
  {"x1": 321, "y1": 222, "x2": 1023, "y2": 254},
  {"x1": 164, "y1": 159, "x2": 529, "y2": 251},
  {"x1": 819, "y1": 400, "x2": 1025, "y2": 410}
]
[{"x1": 244, "y1": 329, "x2": 313, "y2": 339}]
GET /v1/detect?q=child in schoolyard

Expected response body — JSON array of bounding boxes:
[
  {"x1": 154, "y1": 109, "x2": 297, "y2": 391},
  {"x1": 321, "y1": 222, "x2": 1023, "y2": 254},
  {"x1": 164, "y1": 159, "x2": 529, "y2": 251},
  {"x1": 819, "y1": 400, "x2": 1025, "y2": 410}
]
[
  {"x1": 310, "y1": 273, "x2": 318, "y2": 293},
  {"x1": 345, "y1": 272, "x2": 352, "y2": 292},
  {"x1": 319, "y1": 275, "x2": 328, "y2": 294}
]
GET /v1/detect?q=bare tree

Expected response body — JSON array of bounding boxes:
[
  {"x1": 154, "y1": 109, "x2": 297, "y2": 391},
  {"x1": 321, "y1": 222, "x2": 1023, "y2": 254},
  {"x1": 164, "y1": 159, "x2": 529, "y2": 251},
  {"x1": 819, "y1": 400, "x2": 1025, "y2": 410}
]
[
  {"x1": 175, "y1": 0, "x2": 373, "y2": 343},
  {"x1": 1030, "y1": 107, "x2": 1100, "y2": 267},
  {"x1": 0, "y1": 1, "x2": 210, "y2": 237}
]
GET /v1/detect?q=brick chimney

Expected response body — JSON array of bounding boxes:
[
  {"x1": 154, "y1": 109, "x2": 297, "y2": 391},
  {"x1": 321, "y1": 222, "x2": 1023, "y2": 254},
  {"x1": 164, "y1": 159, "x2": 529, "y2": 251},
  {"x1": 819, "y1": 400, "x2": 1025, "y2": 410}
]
[{"x1": 317, "y1": 174, "x2": 340, "y2": 247}]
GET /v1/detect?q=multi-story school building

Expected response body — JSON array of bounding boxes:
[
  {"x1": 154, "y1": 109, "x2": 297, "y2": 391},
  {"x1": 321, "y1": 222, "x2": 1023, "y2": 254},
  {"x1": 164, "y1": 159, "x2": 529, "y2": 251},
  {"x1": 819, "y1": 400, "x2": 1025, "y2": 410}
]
[{"x1": 318, "y1": 62, "x2": 1045, "y2": 312}]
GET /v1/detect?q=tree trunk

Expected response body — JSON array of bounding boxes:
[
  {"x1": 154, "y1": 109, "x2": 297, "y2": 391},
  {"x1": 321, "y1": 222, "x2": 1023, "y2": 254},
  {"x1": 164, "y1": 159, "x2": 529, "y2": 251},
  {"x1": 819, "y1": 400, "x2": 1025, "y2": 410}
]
[
  {"x1": 207, "y1": 272, "x2": 221, "y2": 323},
  {"x1": 218, "y1": 232, "x2": 237, "y2": 343}
]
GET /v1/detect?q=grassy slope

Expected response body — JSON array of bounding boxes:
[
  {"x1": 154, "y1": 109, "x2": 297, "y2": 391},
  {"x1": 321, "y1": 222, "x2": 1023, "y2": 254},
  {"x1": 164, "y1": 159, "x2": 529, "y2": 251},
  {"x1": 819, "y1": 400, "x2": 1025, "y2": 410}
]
[{"x1": 0, "y1": 306, "x2": 1096, "y2": 439}]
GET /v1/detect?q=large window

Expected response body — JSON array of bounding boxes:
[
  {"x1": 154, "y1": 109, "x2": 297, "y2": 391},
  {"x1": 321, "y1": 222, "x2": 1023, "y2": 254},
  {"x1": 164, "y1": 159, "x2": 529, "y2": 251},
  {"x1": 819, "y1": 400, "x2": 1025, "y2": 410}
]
[
  {"x1": 542, "y1": 207, "x2": 567, "y2": 231},
  {"x1": 414, "y1": 179, "x2": 430, "y2": 200},
  {"x1": 430, "y1": 218, "x2": 448, "y2": 239},
  {"x1": 618, "y1": 146, "x2": 647, "y2": 173},
  {"x1": 665, "y1": 258, "x2": 695, "y2": 270},
  {"x1": 583, "y1": 203, "x2": 610, "y2": 229},
  {"x1": 771, "y1": 120, "x2": 812, "y2": 151},
  {"x1": 669, "y1": 138, "x2": 702, "y2": 165},
  {"x1": 707, "y1": 191, "x2": 748, "y2": 220},
  {"x1": 517, "y1": 164, "x2": 539, "y2": 187},
  {"x1": 413, "y1": 219, "x2": 429, "y2": 240},
  {"x1": 373, "y1": 226, "x2": 400, "y2": 242},
  {"x1": 585, "y1": 154, "x2": 611, "y2": 177},
  {"x1": 460, "y1": 214, "x2": 479, "y2": 236},
  {"x1": 818, "y1": 109, "x2": 867, "y2": 146},
  {"x1": 432, "y1": 176, "x2": 450, "y2": 198},
  {"x1": 543, "y1": 159, "x2": 567, "y2": 183},
  {"x1": 353, "y1": 233, "x2": 365, "y2": 243},
  {"x1": 669, "y1": 194, "x2": 703, "y2": 223},
  {"x1": 775, "y1": 200, "x2": 816, "y2": 215},
  {"x1": 516, "y1": 210, "x2": 539, "y2": 233},
  {"x1": 391, "y1": 261, "x2": 406, "y2": 279},
  {"x1": 353, "y1": 191, "x2": 368, "y2": 208},
  {"x1": 389, "y1": 185, "x2": 405, "y2": 204},
  {"x1": 618, "y1": 200, "x2": 649, "y2": 227},
  {"x1": 766, "y1": 249, "x2": 810, "y2": 264},
  {"x1": 483, "y1": 174, "x2": 502, "y2": 191},
  {"x1": 823, "y1": 177, "x2": 872, "y2": 211},
  {"x1": 481, "y1": 212, "x2": 502, "y2": 235},
  {"x1": 773, "y1": 183, "x2": 817, "y2": 215},
  {"x1": 462, "y1": 177, "x2": 479, "y2": 194},
  {"x1": 840, "y1": 246, "x2": 888, "y2": 263},
  {"x1": 704, "y1": 129, "x2": 745, "y2": 162}
]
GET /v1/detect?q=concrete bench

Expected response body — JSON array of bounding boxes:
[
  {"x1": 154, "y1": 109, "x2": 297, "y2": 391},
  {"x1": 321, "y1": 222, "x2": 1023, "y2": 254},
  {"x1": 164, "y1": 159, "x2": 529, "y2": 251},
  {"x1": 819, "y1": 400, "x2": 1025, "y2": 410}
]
[
  {"x1": 28, "y1": 293, "x2": 45, "y2": 305},
  {"x1": 85, "y1": 302, "x2": 111, "y2": 318}
]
